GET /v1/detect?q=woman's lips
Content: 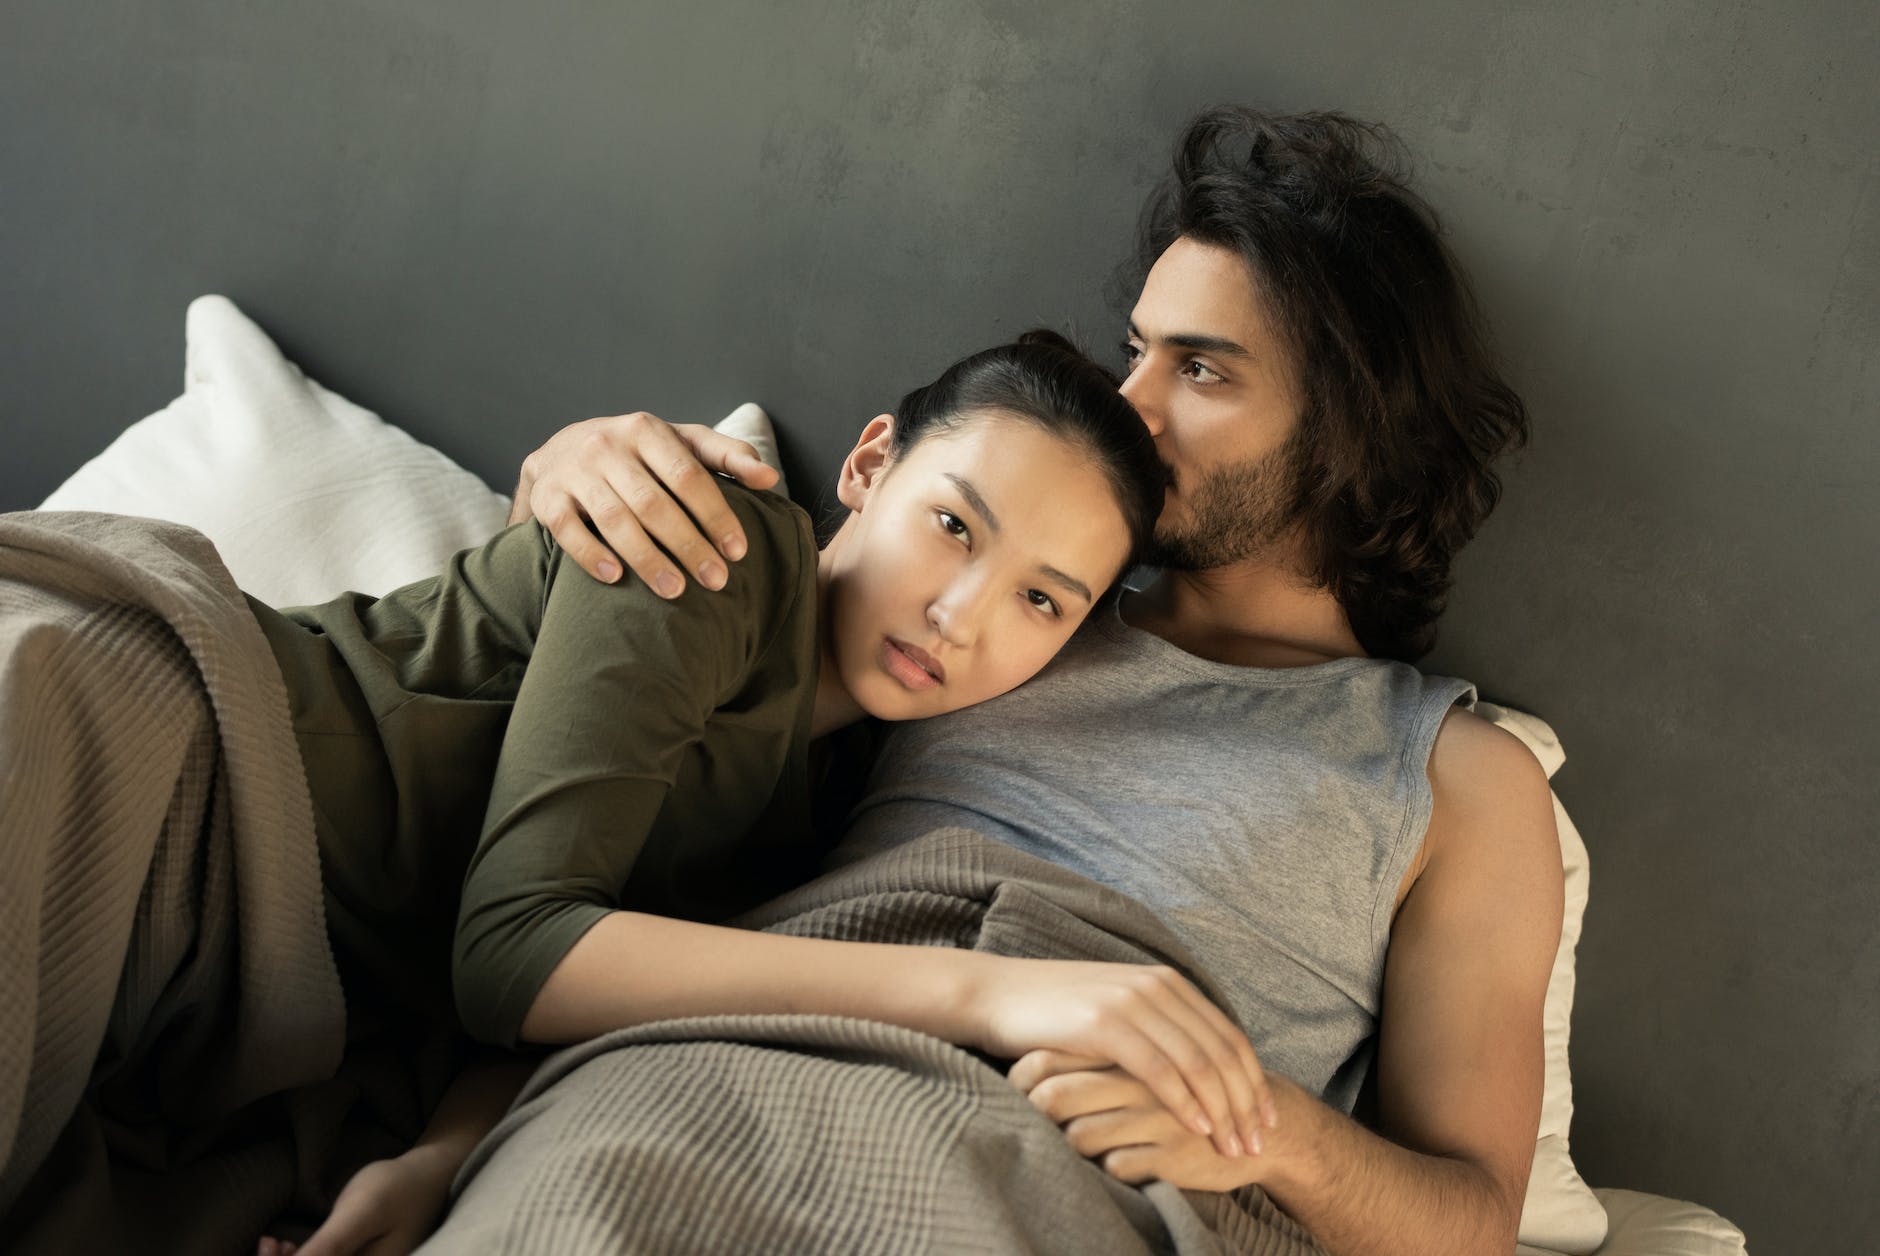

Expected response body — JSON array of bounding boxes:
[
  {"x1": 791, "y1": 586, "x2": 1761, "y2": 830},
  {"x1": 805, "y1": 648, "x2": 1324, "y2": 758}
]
[{"x1": 883, "y1": 638, "x2": 943, "y2": 691}]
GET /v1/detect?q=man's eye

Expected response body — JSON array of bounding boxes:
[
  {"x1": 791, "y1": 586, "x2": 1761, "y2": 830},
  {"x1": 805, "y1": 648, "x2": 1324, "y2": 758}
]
[
  {"x1": 1026, "y1": 589, "x2": 1061, "y2": 616},
  {"x1": 1182, "y1": 359, "x2": 1224, "y2": 384},
  {"x1": 939, "y1": 511, "x2": 970, "y2": 542},
  {"x1": 1118, "y1": 341, "x2": 1143, "y2": 369}
]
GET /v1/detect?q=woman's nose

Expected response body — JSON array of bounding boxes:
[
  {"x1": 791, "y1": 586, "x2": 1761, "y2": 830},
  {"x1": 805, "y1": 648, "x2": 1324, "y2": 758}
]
[{"x1": 928, "y1": 576, "x2": 994, "y2": 648}]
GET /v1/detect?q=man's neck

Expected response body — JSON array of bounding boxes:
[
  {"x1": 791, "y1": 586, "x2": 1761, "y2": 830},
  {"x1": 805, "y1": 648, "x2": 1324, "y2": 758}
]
[{"x1": 1121, "y1": 548, "x2": 1366, "y2": 669}]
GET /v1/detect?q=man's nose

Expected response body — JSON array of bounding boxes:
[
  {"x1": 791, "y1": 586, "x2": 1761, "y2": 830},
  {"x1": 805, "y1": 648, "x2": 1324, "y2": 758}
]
[{"x1": 1119, "y1": 367, "x2": 1167, "y2": 438}]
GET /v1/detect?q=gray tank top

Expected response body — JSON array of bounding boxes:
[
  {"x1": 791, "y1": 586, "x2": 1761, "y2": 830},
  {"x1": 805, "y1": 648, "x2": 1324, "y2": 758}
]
[{"x1": 838, "y1": 598, "x2": 1474, "y2": 1112}]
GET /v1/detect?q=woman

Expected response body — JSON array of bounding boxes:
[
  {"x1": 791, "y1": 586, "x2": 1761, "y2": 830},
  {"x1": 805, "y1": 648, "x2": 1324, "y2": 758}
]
[{"x1": 186, "y1": 332, "x2": 1270, "y2": 1255}]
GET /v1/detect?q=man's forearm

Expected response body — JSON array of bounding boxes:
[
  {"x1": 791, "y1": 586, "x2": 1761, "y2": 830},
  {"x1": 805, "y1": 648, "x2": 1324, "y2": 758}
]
[{"x1": 1255, "y1": 1076, "x2": 1520, "y2": 1256}]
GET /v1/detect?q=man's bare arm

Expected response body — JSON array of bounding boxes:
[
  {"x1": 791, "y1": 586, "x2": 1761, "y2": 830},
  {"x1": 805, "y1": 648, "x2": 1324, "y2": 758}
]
[
  {"x1": 510, "y1": 411, "x2": 780, "y2": 593},
  {"x1": 1010, "y1": 709, "x2": 1559, "y2": 1251},
  {"x1": 1234, "y1": 710, "x2": 1562, "y2": 1255}
]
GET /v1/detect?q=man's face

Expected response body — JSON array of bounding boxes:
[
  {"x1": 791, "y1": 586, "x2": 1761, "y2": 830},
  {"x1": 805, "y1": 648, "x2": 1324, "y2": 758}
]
[{"x1": 1119, "y1": 237, "x2": 1308, "y2": 572}]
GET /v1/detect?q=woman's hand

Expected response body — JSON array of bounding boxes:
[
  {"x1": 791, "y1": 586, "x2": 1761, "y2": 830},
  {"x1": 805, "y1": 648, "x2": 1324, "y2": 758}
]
[
  {"x1": 256, "y1": 1146, "x2": 456, "y2": 1256},
  {"x1": 512, "y1": 411, "x2": 781, "y2": 594},
  {"x1": 1009, "y1": 1051, "x2": 1264, "y2": 1193},
  {"x1": 964, "y1": 957, "x2": 1277, "y2": 1161}
]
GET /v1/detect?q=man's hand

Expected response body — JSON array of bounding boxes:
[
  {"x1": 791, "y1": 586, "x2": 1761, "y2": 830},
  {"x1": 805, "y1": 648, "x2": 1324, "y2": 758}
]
[
  {"x1": 1010, "y1": 1050, "x2": 1263, "y2": 1193},
  {"x1": 511, "y1": 411, "x2": 781, "y2": 595},
  {"x1": 968, "y1": 958, "x2": 1278, "y2": 1161}
]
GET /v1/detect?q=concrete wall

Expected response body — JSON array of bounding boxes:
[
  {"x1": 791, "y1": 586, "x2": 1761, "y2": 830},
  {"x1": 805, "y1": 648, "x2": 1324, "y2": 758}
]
[{"x1": 5, "y1": 2, "x2": 1874, "y2": 1248}]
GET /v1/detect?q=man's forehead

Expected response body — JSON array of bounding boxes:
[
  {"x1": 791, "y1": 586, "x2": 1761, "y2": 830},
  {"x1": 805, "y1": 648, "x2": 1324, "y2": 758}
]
[{"x1": 1130, "y1": 239, "x2": 1274, "y2": 352}]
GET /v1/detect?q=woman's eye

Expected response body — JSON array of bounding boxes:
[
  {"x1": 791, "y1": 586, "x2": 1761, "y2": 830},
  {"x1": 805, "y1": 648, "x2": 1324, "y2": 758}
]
[
  {"x1": 1118, "y1": 341, "x2": 1143, "y2": 370},
  {"x1": 1025, "y1": 589, "x2": 1061, "y2": 616},
  {"x1": 938, "y1": 510, "x2": 970, "y2": 542}
]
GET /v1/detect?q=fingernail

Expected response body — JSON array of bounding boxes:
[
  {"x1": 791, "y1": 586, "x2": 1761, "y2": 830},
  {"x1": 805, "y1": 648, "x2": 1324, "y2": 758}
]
[
  {"x1": 722, "y1": 534, "x2": 746, "y2": 560},
  {"x1": 700, "y1": 561, "x2": 726, "y2": 589},
  {"x1": 1246, "y1": 1131, "x2": 1264, "y2": 1156},
  {"x1": 1192, "y1": 1113, "x2": 1213, "y2": 1137},
  {"x1": 655, "y1": 572, "x2": 683, "y2": 599},
  {"x1": 598, "y1": 560, "x2": 621, "y2": 583},
  {"x1": 1224, "y1": 1133, "x2": 1242, "y2": 1157},
  {"x1": 1264, "y1": 1100, "x2": 1280, "y2": 1129}
]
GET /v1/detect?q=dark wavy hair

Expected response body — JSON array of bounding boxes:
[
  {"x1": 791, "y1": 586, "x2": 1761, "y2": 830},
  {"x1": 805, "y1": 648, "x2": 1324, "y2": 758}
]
[
  {"x1": 887, "y1": 329, "x2": 1167, "y2": 573},
  {"x1": 1125, "y1": 106, "x2": 1529, "y2": 661}
]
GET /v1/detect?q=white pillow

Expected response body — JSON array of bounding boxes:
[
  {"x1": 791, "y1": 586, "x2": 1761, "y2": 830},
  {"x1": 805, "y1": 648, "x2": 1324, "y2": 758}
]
[
  {"x1": 39, "y1": 295, "x2": 785, "y2": 607},
  {"x1": 1474, "y1": 701, "x2": 1609, "y2": 1254}
]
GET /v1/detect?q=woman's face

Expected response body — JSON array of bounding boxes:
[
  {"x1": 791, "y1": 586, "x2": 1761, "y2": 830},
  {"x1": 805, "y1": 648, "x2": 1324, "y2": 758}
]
[{"x1": 820, "y1": 408, "x2": 1134, "y2": 721}]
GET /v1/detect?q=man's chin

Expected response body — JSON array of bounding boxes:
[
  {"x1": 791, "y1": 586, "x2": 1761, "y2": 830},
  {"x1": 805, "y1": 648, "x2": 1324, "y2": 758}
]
[{"x1": 1144, "y1": 530, "x2": 1214, "y2": 572}]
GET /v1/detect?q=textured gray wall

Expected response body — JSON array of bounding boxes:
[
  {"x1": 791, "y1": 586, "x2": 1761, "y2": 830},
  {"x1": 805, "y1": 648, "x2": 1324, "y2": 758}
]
[{"x1": 5, "y1": 1, "x2": 1875, "y2": 1249}]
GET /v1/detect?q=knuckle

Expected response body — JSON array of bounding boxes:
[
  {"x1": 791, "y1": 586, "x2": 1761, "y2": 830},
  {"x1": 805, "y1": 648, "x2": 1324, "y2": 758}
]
[
  {"x1": 1029, "y1": 1076, "x2": 1068, "y2": 1115},
  {"x1": 579, "y1": 427, "x2": 614, "y2": 457},
  {"x1": 591, "y1": 496, "x2": 630, "y2": 525}
]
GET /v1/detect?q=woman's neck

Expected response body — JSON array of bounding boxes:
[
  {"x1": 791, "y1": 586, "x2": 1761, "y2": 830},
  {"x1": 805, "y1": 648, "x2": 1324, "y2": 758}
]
[{"x1": 812, "y1": 546, "x2": 865, "y2": 738}]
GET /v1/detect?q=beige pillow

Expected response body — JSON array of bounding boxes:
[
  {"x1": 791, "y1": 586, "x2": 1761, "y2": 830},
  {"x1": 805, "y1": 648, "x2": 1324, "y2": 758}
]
[{"x1": 1473, "y1": 702, "x2": 1608, "y2": 1253}]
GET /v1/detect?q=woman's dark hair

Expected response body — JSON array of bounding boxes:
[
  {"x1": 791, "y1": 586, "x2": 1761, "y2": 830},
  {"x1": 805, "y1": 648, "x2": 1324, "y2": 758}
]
[
  {"x1": 887, "y1": 330, "x2": 1167, "y2": 572},
  {"x1": 1125, "y1": 106, "x2": 1530, "y2": 662}
]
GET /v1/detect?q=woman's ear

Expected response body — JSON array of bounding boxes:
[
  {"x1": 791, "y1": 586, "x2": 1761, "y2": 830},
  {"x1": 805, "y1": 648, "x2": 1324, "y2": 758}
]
[{"x1": 835, "y1": 414, "x2": 896, "y2": 511}]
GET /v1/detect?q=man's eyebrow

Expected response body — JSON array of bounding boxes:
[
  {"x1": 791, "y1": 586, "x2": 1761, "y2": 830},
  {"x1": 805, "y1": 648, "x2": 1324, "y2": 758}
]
[
  {"x1": 1128, "y1": 320, "x2": 1253, "y2": 361},
  {"x1": 944, "y1": 474, "x2": 1000, "y2": 533}
]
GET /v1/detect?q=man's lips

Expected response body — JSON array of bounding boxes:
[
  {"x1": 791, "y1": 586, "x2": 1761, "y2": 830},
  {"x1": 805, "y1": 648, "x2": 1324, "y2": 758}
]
[{"x1": 883, "y1": 637, "x2": 945, "y2": 690}]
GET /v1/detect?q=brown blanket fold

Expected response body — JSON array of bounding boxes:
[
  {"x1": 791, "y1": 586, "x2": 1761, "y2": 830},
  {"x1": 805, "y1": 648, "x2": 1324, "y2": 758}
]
[{"x1": 0, "y1": 511, "x2": 347, "y2": 1254}]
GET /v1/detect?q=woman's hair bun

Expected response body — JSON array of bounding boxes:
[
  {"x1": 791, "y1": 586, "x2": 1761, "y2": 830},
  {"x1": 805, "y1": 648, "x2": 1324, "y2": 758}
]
[{"x1": 1012, "y1": 327, "x2": 1121, "y2": 386}]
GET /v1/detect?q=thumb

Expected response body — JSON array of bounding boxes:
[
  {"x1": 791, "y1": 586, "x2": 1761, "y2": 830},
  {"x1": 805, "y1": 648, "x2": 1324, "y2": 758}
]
[
  {"x1": 721, "y1": 444, "x2": 781, "y2": 488},
  {"x1": 295, "y1": 1213, "x2": 386, "y2": 1256},
  {"x1": 1007, "y1": 1048, "x2": 1110, "y2": 1091}
]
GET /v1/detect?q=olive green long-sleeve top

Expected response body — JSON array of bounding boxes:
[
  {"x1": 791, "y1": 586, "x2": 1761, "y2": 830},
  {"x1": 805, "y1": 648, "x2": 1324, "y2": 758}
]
[{"x1": 247, "y1": 483, "x2": 823, "y2": 1048}]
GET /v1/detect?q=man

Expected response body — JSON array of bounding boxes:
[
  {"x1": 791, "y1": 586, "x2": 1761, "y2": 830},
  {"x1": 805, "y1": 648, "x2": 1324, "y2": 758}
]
[{"x1": 508, "y1": 106, "x2": 1561, "y2": 1256}]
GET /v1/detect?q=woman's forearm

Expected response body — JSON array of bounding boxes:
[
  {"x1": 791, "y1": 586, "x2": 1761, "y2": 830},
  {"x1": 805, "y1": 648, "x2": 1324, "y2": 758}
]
[
  {"x1": 407, "y1": 1052, "x2": 542, "y2": 1172},
  {"x1": 517, "y1": 910, "x2": 995, "y2": 1047}
]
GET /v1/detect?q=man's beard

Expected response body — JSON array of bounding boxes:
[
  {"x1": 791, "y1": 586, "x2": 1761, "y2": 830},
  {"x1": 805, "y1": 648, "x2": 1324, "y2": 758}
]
[{"x1": 1145, "y1": 437, "x2": 1306, "y2": 572}]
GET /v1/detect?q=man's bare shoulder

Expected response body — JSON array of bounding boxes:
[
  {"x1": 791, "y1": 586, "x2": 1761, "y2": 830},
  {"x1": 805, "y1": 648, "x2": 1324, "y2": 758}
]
[{"x1": 1418, "y1": 705, "x2": 1560, "y2": 891}]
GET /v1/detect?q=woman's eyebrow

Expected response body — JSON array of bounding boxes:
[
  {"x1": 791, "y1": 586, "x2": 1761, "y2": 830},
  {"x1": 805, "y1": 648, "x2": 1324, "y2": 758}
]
[
  {"x1": 944, "y1": 472, "x2": 1091, "y2": 602},
  {"x1": 1037, "y1": 565, "x2": 1093, "y2": 604},
  {"x1": 944, "y1": 474, "x2": 1000, "y2": 532}
]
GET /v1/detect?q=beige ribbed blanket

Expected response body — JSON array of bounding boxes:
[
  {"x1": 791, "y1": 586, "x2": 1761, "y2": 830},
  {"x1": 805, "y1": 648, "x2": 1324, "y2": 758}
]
[
  {"x1": 0, "y1": 511, "x2": 347, "y2": 1253},
  {"x1": 1, "y1": 510, "x2": 1327, "y2": 1255},
  {"x1": 423, "y1": 827, "x2": 1328, "y2": 1256}
]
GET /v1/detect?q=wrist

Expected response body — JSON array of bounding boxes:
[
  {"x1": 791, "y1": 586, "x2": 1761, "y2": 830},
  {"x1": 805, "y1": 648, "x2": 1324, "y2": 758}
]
[
  {"x1": 1244, "y1": 1073, "x2": 1326, "y2": 1195},
  {"x1": 931, "y1": 950, "x2": 1003, "y2": 1050},
  {"x1": 399, "y1": 1139, "x2": 471, "y2": 1193}
]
